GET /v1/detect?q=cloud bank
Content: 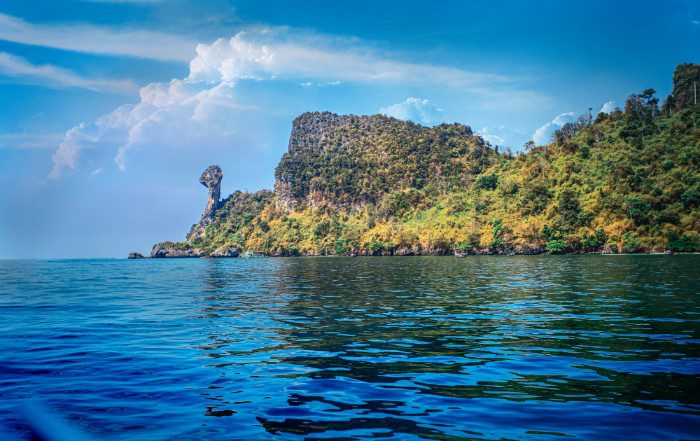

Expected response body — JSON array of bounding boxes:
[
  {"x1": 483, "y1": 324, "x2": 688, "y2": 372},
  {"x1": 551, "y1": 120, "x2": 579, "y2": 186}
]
[
  {"x1": 531, "y1": 112, "x2": 576, "y2": 145},
  {"x1": 478, "y1": 124, "x2": 525, "y2": 147},
  {"x1": 50, "y1": 29, "x2": 522, "y2": 179},
  {"x1": 379, "y1": 97, "x2": 445, "y2": 126},
  {"x1": 187, "y1": 31, "x2": 508, "y2": 86},
  {"x1": 599, "y1": 100, "x2": 617, "y2": 114},
  {"x1": 0, "y1": 52, "x2": 136, "y2": 93},
  {"x1": 0, "y1": 13, "x2": 196, "y2": 62}
]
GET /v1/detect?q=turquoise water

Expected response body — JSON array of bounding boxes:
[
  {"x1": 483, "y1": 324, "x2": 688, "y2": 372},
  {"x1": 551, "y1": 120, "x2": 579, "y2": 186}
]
[{"x1": 0, "y1": 256, "x2": 699, "y2": 440}]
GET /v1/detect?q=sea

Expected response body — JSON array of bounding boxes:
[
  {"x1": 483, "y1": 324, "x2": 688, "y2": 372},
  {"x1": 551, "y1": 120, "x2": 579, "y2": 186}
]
[{"x1": 0, "y1": 255, "x2": 698, "y2": 440}]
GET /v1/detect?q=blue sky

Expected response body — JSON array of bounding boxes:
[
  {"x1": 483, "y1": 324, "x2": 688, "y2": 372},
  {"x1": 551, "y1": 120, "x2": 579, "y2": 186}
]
[{"x1": 0, "y1": 0, "x2": 698, "y2": 258}]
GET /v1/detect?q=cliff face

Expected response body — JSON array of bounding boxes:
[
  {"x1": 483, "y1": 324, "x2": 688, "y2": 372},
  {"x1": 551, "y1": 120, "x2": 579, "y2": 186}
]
[
  {"x1": 148, "y1": 64, "x2": 699, "y2": 257},
  {"x1": 187, "y1": 165, "x2": 223, "y2": 241},
  {"x1": 663, "y1": 63, "x2": 700, "y2": 113},
  {"x1": 274, "y1": 112, "x2": 492, "y2": 211}
]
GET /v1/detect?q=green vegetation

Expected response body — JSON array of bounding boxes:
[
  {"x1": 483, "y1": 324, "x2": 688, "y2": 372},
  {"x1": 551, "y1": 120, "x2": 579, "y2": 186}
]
[{"x1": 178, "y1": 64, "x2": 700, "y2": 256}]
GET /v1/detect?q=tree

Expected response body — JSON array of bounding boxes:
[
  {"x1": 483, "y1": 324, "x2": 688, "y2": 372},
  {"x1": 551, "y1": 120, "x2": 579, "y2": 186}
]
[
  {"x1": 625, "y1": 89, "x2": 659, "y2": 123},
  {"x1": 625, "y1": 198, "x2": 650, "y2": 225},
  {"x1": 662, "y1": 63, "x2": 700, "y2": 113},
  {"x1": 477, "y1": 173, "x2": 498, "y2": 190},
  {"x1": 555, "y1": 189, "x2": 581, "y2": 231}
]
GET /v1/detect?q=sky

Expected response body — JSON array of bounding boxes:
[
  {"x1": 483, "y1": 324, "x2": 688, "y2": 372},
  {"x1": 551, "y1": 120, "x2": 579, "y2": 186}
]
[{"x1": 0, "y1": 0, "x2": 698, "y2": 259}]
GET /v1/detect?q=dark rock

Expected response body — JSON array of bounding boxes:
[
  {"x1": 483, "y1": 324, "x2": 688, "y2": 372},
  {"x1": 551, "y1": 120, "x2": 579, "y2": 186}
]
[
  {"x1": 151, "y1": 242, "x2": 205, "y2": 258},
  {"x1": 210, "y1": 245, "x2": 242, "y2": 258},
  {"x1": 662, "y1": 63, "x2": 699, "y2": 113},
  {"x1": 128, "y1": 252, "x2": 146, "y2": 259},
  {"x1": 188, "y1": 165, "x2": 223, "y2": 240}
]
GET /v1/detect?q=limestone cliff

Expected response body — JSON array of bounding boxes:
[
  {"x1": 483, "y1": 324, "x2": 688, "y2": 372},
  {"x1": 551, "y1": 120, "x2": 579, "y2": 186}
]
[
  {"x1": 143, "y1": 64, "x2": 699, "y2": 257},
  {"x1": 188, "y1": 165, "x2": 223, "y2": 241}
]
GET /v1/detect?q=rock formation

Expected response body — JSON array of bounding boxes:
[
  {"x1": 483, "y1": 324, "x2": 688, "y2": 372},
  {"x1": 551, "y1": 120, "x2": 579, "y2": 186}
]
[
  {"x1": 128, "y1": 252, "x2": 145, "y2": 259},
  {"x1": 188, "y1": 165, "x2": 223, "y2": 240},
  {"x1": 662, "y1": 63, "x2": 700, "y2": 113},
  {"x1": 210, "y1": 245, "x2": 242, "y2": 258},
  {"x1": 151, "y1": 242, "x2": 205, "y2": 258}
]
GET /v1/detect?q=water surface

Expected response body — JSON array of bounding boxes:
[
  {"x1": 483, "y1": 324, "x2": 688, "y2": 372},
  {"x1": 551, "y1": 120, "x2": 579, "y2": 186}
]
[{"x1": 0, "y1": 256, "x2": 699, "y2": 440}]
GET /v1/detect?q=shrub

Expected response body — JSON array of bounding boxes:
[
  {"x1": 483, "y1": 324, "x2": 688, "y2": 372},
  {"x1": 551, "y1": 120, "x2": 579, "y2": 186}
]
[
  {"x1": 681, "y1": 188, "x2": 700, "y2": 207},
  {"x1": 477, "y1": 173, "x2": 498, "y2": 190},
  {"x1": 621, "y1": 232, "x2": 642, "y2": 253},
  {"x1": 667, "y1": 233, "x2": 697, "y2": 252},
  {"x1": 625, "y1": 198, "x2": 650, "y2": 225},
  {"x1": 369, "y1": 240, "x2": 389, "y2": 255},
  {"x1": 546, "y1": 239, "x2": 566, "y2": 253},
  {"x1": 313, "y1": 220, "x2": 331, "y2": 238},
  {"x1": 655, "y1": 210, "x2": 680, "y2": 225},
  {"x1": 334, "y1": 237, "x2": 350, "y2": 255},
  {"x1": 489, "y1": 219, "x2": 506, "y2": 249},
  {"x1": 581, "y1": 229, "x2": 607, "y2": 252}
]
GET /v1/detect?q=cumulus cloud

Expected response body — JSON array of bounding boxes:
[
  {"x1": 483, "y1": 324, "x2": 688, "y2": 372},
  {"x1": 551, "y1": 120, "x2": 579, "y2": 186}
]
[
  {"x1": 599, "y1": 100, "x2": 617, "y2": 114},
  {"x1": 0, "y1": 52, "x2": 136, "y2": 93},
  {"x1": 49, "y1": 79, "x2": 251, "y2": 178},
  {"x1": 0, "y1": 13, "x2": 196, "y2": 62},
  {"x1": 379, "y1": 98, "x2": 445, "y2": 126},
  {"x1": 478, "y1": 124, "x2": 524, "y2": 147},
  {"x1": 186, "y1": 30, "x2": 508, "y2": 87},
  {"x1": 50, "y1": 28, "x2": 526, "y2": 178},
  {"x1": 531, "y1": 112, "x2": 576, "y2": 145}
]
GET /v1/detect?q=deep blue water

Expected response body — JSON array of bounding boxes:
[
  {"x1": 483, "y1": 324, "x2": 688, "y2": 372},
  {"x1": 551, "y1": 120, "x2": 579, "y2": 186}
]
[{"x1": 0, "y1": 256, "x2": 699, "y2": 440}]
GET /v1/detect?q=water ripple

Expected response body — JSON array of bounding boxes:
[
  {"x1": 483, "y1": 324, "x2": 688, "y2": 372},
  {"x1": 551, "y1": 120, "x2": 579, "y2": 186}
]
[{"x1": 0, "y1": 256, "x2": 698, "y2": 440}]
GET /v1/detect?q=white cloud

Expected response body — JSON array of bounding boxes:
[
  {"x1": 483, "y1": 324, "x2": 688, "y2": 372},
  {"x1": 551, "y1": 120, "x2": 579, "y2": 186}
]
[
  {"x1": 50, "y1": 28, "x2": 534, "y2": 178},
  {"x1": 0, "y1": 52, "x2": 136, "y2": 93},
  {"x1": 599, "y1": 100, "x2": 617, "y2": 114},
  {"x1": 532, "y1": 112, "x2": 576, "y2": 145},
  {"x1": 49, "y1": 80, "x2": 250, "y2": 178},
  {"x1": 91, "y1": 168, "x2": 103, "y2": 176},
  {"x1": 478, "y1": 124, "x2": 524, "y2": 146},
  {"x1": 0, "y1": 132, "x2": 64, "y2": 149},
  {"x1": 85, "y1": 0, "x2": 165, "y2": 3},
  {"x1": 0, "y1": 13, "x2": 195, "y2": 62},
  {"x1": 186, "y1": 30, "x2": 509, "y2": 87},
  {"x1": 379, "y1": 97, "x2": 445, "y2": 126}
]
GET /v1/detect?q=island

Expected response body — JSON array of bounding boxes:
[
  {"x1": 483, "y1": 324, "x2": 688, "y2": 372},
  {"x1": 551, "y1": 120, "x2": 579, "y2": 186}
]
[{"x1": 140, "y1": 64, "x2": 699, "y2": 258}]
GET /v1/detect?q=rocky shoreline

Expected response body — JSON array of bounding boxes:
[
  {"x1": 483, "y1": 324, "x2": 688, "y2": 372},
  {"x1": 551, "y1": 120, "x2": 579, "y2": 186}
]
[{"x1": 129, "y1": 245, "x2": 677, "y2": 259}]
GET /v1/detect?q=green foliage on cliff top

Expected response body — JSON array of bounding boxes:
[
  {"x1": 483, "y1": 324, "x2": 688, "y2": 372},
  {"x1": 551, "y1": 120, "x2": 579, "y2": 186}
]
[
  {"x1": 275, "y1": 113, "x2": 496, "y2": 208},
  {"x1": 181, "y1": 64, "x2": 699, "y2": 255}
]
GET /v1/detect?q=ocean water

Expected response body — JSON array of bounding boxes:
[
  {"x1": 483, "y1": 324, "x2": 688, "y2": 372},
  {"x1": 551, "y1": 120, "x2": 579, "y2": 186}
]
[{"x1": 0, "y1": 256, "x2": 698, "y2": 440}]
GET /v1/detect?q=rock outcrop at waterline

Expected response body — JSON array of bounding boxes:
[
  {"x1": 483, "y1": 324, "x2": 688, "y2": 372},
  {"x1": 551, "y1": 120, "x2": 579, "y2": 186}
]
[
  {"x1": 187, "y1": 165, "x2": 223, "y2": 241},
  {"x1": 145, "y1": 166, "x2": 246, "y2": 258},
  {"x1": 151, "y1": 242, "x2": 205, "y2": 258},
  {"x1": 210, "y1": 245, "x2": 242, "y2": 258}
]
